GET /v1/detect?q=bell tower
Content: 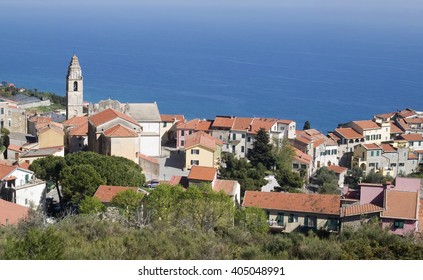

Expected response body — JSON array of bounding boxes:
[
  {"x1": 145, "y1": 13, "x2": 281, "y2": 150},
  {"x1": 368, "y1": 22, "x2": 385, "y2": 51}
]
[{"x1": 66, "y1": 54, "x2": 84, "y2": 119}]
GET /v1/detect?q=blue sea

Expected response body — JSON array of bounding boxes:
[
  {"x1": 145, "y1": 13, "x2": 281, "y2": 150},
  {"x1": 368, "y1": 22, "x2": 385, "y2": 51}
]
[{"x1": 1, "y1": 1, "x2": 423, "y2": 133}]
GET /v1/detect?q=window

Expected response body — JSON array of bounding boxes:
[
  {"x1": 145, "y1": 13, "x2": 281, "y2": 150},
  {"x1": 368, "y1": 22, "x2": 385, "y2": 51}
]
[
  {"x1": 25, "y1": 174, "x2": 29, "y2": 183},
  {"x1": 277, "y1": 212, "x2": 284, "y2": 226},
  {"x1": 247, "y1": 137, "x2": 251, "y2": 143},
  {"x1": 371, "y1": 151, "x2": 374, "y2": 157},
  {"x1": 369, "y1": 163, "x2": 375, "y2": 167},
  {"x1": 366, "y1": 135, "x2": 370, "y2": 141},
  {"x1": 190, "y1": 160, "x2": 199, "y2": 166},
  {"x1": 232, "y1": 133, "x2": 236, "y2": 140},
  {"x1": 189, "y1": 131, "x2": 192, "y2": 135},
  {"x1": 390, "y1": 163, "x2": 397, "y2": 167},
  {"x1": 301, "y1": 164, "x2": 307, "y2": 169},
  {"x1": 163, "y1": 122, "x2": 167, "y2": 128},
  {"x1": 0, "y1": 108, "x2": 3, "y2": 114},
  {"x1": 181, "y1": 130, "x2": 185, "y2": 136},
  {"x1": 8, "y1": 119, "x2": 11, "y2": 127},
  {"x1": 376, "y1": 150, "x2": 380, "y2": 156},
  {"x1": 327, "y1": 218, "x2": 338, "y2": 231},
  {"x1": 181, "y1": 140, "x2": 184, "y2": 146},
  {"x1": 399, "y1": 163, "x2": 405, "y2": 167},
  {"x1": 232, "y1": 145, "x2": 236, "y2": 153},
  {"x1": 332, "y1": 149, "x2": 337, "y2": 155},
  {"x1": 394, "y1": 220, "x2": 404, "y2": 229},
  {"x1": 241, "y1": 146, "x2": 245, "y2": 153},
  {"x1": 288, "y1": 214, "x2": 298, "y2": 223},
  {"x1": 293, "y1": 164, "x2": 299, "y2": 169},
  {"x1": 191, "y1": 149, "x2": 200, "y2": 155},
  {"x1": 242, "y1": 134, "x2": 245, "y2": 139},
  {"x1": 304, "y1": 216, "x2": 317, "y2": 228}
]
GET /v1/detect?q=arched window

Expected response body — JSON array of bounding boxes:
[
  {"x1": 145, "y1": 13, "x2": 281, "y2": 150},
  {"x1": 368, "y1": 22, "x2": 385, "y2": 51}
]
[{"x1": 73, "y1": 81, "x2": 78, "y2": 91}]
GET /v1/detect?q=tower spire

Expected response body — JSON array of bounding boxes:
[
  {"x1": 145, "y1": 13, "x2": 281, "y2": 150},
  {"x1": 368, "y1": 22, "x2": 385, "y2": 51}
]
[{"x1": 66, "y1": 54, "x2": 84, "y2": 119}]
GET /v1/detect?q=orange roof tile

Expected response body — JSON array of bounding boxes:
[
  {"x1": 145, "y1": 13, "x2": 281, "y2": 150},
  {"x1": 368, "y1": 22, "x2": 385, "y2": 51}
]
[
  {"x1": 404, "y1": 117, "x2": 423, "y2": 125},
  {"x1": 63, "y1": 115, "x2": 88, "y2": 126},
  {"x1": 212, "y1": 116, "x2": 235, "y2": 129},
  {"x1": 0, "y1": 199, "x2": 29, "y2": 226},
  {"x1": 419, "y1": 198, "x2": 423, "y2": 233},
  {"x1": 0, "y1": 164, "x2": 17, "y2": 180},
  {"x1": 278, "y1": 120, "x2": 294, "y2": 124},
  {"x1": 380, "y1": 144, "x2": 396, "y2": 153},
  {"x1": 249, "y1": 118, "x2": 278, "y2": 134},
  {"x1": 414, "y1": 150, "x2": 423, "y2": 154},
  {"x1": 397, "y1": 108, "x2": 416, "y2": 118},
  {"x1": 327, "y1": 165, "x2": 348, "y2": 174},
  {"x1": 341, "y1": 203, "x2": 383, "y2": 217},
  {"x1": 390, "y1": 121, "x2": 404, "y2": 134},
  {"x1": 38, "y1": 124, "x2": 65, "y2": 135},
  {"x1": 69, "y1": 122, "x2": 88, "y2": 136},
  {"x1": 90, "y1": 108, "x2": 140, "y2": 127},
  {"x1": 213, "y1": 179, "x2": 238, "y2": 196},
  {"x1": 104, "y1": 124, "x2": 139, "y2": 137},
  {"x1": 93, "y1": 185, "x2": 137, "y2": 203},
  {"x1": 138, "y1": 153, "x2": 159, "y2": 164},
  {"x1": 187, "y1": 166, "x2": 217, "y2": 181},
  {"x1": 16, "y1": 162, "x2": 30, "y2": 170},
  {"x1": 293, "y1": 148, "x2": 312, "y2": 165},
  {"x1": 335, "y1": 128, "x2": 363, "y2": 139},
  {"x1": 375, "y1": 112, "x2": 395, "y2": 119},
  {"x1": 232, "y1": 117, "x2": 253, "y2": 131},
  {"x1": 382, "y1": 190, "x2": 418, "y2": 220},
  {"x1": 243, "y1": 191, "x2": 340, "y2": 215},
  {"x1": 396, "y1": 119, "x2": 411, "y2": 131},
  {"x1": 400, "y1": 133, "x2": 423, "y2": 141},
  {"x1": 29, "y1": 116, "x2": 52, "y2": 124},
  {"x1": 408, "y1": 153, "x2": 418, "y2": 160},
  {"x1": 352, "y1": 120, "x2": 380, "y2": 130},
  {"x1": 185, "y1": 131, "x2": 223, "y2": 151},
  {"x1": 362, "y1": 143, "x2": 381, "y2": 150},
  {"x1": 177, "y1": 119, "x2": 212, "y2": 131},
  {"x1": 8, "y1": 144, "x2": 22, "y2": 152},
  {"x1": 327, "y1": 132, "x2": 340, "y2": 142},
  {"x1": 160, "y1": 114, "x2": 185, "y2": 123},
  {"x1": 313, "y1": 138, "x2": 325, "y2": 148}
]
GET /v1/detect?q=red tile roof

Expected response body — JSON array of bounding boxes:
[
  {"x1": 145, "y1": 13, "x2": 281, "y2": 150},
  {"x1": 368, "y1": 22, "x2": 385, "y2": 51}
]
[
  {"x1": 69, "y1": 122, "x2": 88, "y2": 136},
  {"x1": 352, "y1": 120, "x2": 380, "y2": 130},
  {"x1": 327, "y1": 165, "x2": 348, "y2": 174},
  {"x1": 335, "y1": 128, "x2": 363, "y2": 139},
  {"x1": 93, "y1": 185, "x2": 137, "y2": 203},
  {"x1": 0, "y1": 199, "x2": 29, "y2": 226},
  {"x1": 8, "y1": 144, "x2": 22, "y2": 152},
  {"x1": 293, "y1": 148, "x2": 312, "y2": 165},
  {"x1": 414, "y1": 150, "x2": 423, "y2": 154},
  {"x1": 397, "y1": 108, "x2": 416, "y2": 118},
  {"x1": 408, "y1": 153, "x2": 418, "y2": 160},
  {"x1": 362, "y1": 143, "x2": 381, "y2": 150},
  {"x1": 278, "y1": 120, "x2": 294, "y2": 124},
  {"x1": 400, "y1": 133, "x2": 423, "y2": 141},
  {"x1": 212, "y1": 116, "x2": 236, "y2": 128},
  {"x1": 138, "y1": 153, "x2": 159, "y2": 164},
  {"x1": 90, "y1": 108, "x2": 139, "y2": 127},
  {"x1": 382, "y1": 190, "x2": 419, "y2": 220},
  {"x1": 396, "y1": 119, "x2": 411, "y2": 131},
  {"x1": 213, "y1": 179, "x2": 238, "y2": 196},
  {"x1": 249, "y1": 118, "x2": 278, "y2": 134},
  {"x1": 185, "y1": 131, "x2": 223, "y2": 151},
  {"x1": 29, "y1": 116, "x2": 52, "y2": 124},
  {"x1": 380, "y1": 143, "x2": 396, "y2": 153},
  {"x1": 375, "y1": 112, "x2": 395, "y2": 119},
  {"x1": 0, "y1": 164, "x2": 17, "y2": 180},
  {"x1": 419, "y1": 198, "x2": 423, "y2": 233},
  {"x1": 160, "y1": 114, "x2": 185, "y2": 123},
  {"x1": 63, "y1": 115, "x2": 88, "y2": 126},
  {"x1": 177, "y1": 119, "x2": 212, "y2": 131},
  {"x1": 104, "y1": 124, "x2": 139, "y2": 137},
  {"x1": 38, "y1": 123, "x2": 65, "y2": 135},
  {"x1": 232, "y1": 117, "x2": 253, "y2": 131},
  {"x1": 188, "y1": 166, "x2": 217, "y2": 181},
  {"x1": 390, "y1": 121, "x2": 404, "y2": 134},
  {"x1": 341, "y1": 203, "x2": 383, "y2": 217},
  {"x1": 313, "y1": 138, "x2": 325, "y2": 148},
  {"x1": 327, "y1": 132, "x2": 340, "y2": 142},
  {"x1": 404, "y1": 117, "x2": 423, "y2": 125},
  {"x1": 243, "y1": 191, "x2": 340, "y2": 215}
]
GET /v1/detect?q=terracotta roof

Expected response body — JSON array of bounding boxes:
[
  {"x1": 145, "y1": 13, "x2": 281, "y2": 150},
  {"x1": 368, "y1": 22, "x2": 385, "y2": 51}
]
[
  {"x1": 160, "y1": 114, "x2": 184, "y2": 123},
  {"x1": 390, "y1": 121, "x2": 404, "y2": 134},
  {"x1": 63, "y1": 115, "x2": 88, "y2": 126},
  {"x1": 362, "y1": 143, "x2": 381, "y2": 150},
  {"x1": 69, "y1": 122, "x2": 88, "y2": 136},
  {"x1": 90, "y1": 108, "x2": 140, "y2": 127},
  {"x1": 327, "y1": 165, "x2": 348, "y2": 174},
  {"x1": 231, "y1": 117, "x2": 253, "y2": 131},
  {"x1": 335, "y1": 128, "x2": 363, "y2": 139},
  {"x1": 352, "y1": 120, "x2": 380, "y2": 130},
  {"x1": 0, "y1": 199, "x2": 29, "y2": 226},
  {"x1": 168, "y1": 175, "x2": 189, "y2": 188},
  {"x1": 414, "y1": 150, "x2": 423, "y2": 154},
  {"x1": 93, "y1": 185, "x2": 137, "y2": 203},
  {"x1": 213, "y1": 179, "x2": 238, "y2": 196},
  {"x1": 38, "y1": 123, "x2": 65, "y2": 135},
  {"x1": 138, "y1": 153, "x2": 159, "y2": 164},
  {"x1": 278, "y1": 120, "x2": 294, "y2": 124},
  {"x1": 380, "y1": 143, "x2": 396, "y2": 153},
  {"x1": 313, "y1": 138, "x2": 325, "y2": 148},
  {"x1": 29, "y1": 116, "x2": 52, "y2": 124},
  {"x1": 396, "y1": 119, "x2": 411, "y2": 131},
  {"x1": 397, "y1": 108, "x2": 416, "y2": 118},
  {"x1": 327, "y1": 132, "x2": 340, "y2": 142},
  {"x1": 187, "y1": 166, "x2": 217, "y2": 181},
  {"x1": 293, "y1": 148, "x2": 312, "y2": 165},
  {"x1": 408, "y1": 153, "x2": 418, "y2": 160},
  {"x1": 185, "y1": 131, "x2": 223, "y2": 151},
  {"x1": 243, "y1": 191, "x2": 340, "y2": 215},
  {"x1": 177, "y1": 119, "x2": 212, "y2": 131},
  {"x1": 382, "y1": 190, "x2": 418, "y2": 220},
  {"x1": 249, "y1": 118, "x2": 278, "y2": 134},
  {"x1": 341, "y1": 203, "x2": 383, "y2": 217},
  {"x1": 419, "y1": 198, "x2": 423, "y2": 233},
  {"x1": 296, "y1": 134, "x2": 312, "y2": 145},
  {"x1": 8, "y1": 144, "x2": 22, "y2": 152},
  {"x1": 212, "y1": 116, "x2": 236, "y2": 129},
  {"x1": 0, "y1": 164, "x2": 17, "y2": 180},
  {"x1": 16, "y1": 162, "x2": 30, "y2": 170},
  {"x1": 375, "y1": 112, "x2": 395, "y2": 119},
  {"x1": 404, "y1": 117, "x2": 423, "y2": 125},
  {"x1": 400, "y1": 133, "x2": 423, "y2": 141},
  {"x1": 104, "y1": 124, "x2": 139, "y2": 137}
]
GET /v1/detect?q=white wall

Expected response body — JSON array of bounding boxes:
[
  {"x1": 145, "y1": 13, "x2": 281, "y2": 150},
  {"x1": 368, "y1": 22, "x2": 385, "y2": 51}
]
[{"x1": 140, "y1": 135, "x2": 161, "y2": 157}]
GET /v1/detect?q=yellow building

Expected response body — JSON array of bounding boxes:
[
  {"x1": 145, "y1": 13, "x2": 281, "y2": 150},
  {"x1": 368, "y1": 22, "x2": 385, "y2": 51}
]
[
  {"x1": 184, "y1": 131, "x2": 223, "y2": 169},
  {"x1": 38, "y1": 123, "x2": 65, "y2": 149}
]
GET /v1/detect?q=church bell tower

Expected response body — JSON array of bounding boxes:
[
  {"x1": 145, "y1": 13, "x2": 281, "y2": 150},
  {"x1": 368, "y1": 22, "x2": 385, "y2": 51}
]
[{"x1": 66, "y1": 54, "x2": 84, "y2": 119}]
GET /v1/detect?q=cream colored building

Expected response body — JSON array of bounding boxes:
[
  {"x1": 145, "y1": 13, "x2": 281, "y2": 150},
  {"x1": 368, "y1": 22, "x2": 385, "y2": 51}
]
[
  {"x1": 184, "y1": 131, "x2": 222, "y2": 169},
  {"x1": 66, "y1": 55, "x2": 84, "y2": 119},
  {"x1": 38, "y1": 124, "x2": 64, "y2": 149}
]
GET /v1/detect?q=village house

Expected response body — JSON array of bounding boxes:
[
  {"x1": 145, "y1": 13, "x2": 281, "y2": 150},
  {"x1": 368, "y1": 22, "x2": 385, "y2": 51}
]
[
  {"x1": 88, "y1": 108, "x2": 142, "y2": 163},
  {"x1": 0, "y1": 99, "x2": 27, "y2": 134},
  {"x1": 0, "y1": 198, "x2": 29, "y2": 226},
  {"x1": 292, "y1": 147, "x2": 313, "y2": 179},
  {"x1": 93, "y1": 185, "x2": 138, "y2": 205},
  {"x1": 0, "y1": 163, "x2": 46, "y2": 208},
  {"x1": 210, "y1": 116, "x2": 236, "y2": 154},
  {"x1": 399, "y1": 133, "x2": 423, "y2": 151},
  {"x1": 19, "y1": 146, "x2": 64, "y2": 165},
  {"x1": 184, "y1": 131, "x2": 222, "y2": 169},
  {"x1": 227, "y1": 117, "x2": 252, "y2": 158},
  {"x1": 326, "y1": 165, "x2": 348, "y2": 189},
  {"x1": 176, "y1": 118, "x2": 212, "y2": 149},
  {"x1": 243, "y1": 191, "x2": 341, "y2": 233},
  {"x1": 160, "y1": 114, "x2": 184, "y2": 146},
  {"x1": 63, "y1": 115, "x2": 88, "y2": 153},
  {"x1": 331, "y1": 127, "x2": 365, "y2": 167}
]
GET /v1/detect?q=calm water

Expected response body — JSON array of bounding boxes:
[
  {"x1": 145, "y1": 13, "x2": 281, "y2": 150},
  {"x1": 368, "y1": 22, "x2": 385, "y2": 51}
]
[{"x1": 0, "y1": 1, "x2": 422, "y2": 133}]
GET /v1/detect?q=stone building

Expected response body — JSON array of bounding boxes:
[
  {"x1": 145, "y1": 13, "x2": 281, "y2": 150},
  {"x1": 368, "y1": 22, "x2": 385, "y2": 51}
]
[{"x1": 66, "y1": 55, "x2": 84, "y2": 119}]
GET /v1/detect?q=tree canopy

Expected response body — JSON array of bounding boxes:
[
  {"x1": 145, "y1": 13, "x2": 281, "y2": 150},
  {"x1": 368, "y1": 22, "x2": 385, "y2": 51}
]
[{"x1": 247, "y1": 128, "x2": 275, "y2": 170}]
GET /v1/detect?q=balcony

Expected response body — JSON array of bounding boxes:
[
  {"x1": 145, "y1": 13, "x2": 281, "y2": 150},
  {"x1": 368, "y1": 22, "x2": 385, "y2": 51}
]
[{"x1": 267, "y1": 220, "x2": 285, "y2": 231}]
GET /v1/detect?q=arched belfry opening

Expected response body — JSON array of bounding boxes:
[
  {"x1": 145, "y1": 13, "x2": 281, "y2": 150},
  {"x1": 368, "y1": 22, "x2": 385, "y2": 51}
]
[{"x1": 74, "y1": 81, "x2": 78, "y2": 91}]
